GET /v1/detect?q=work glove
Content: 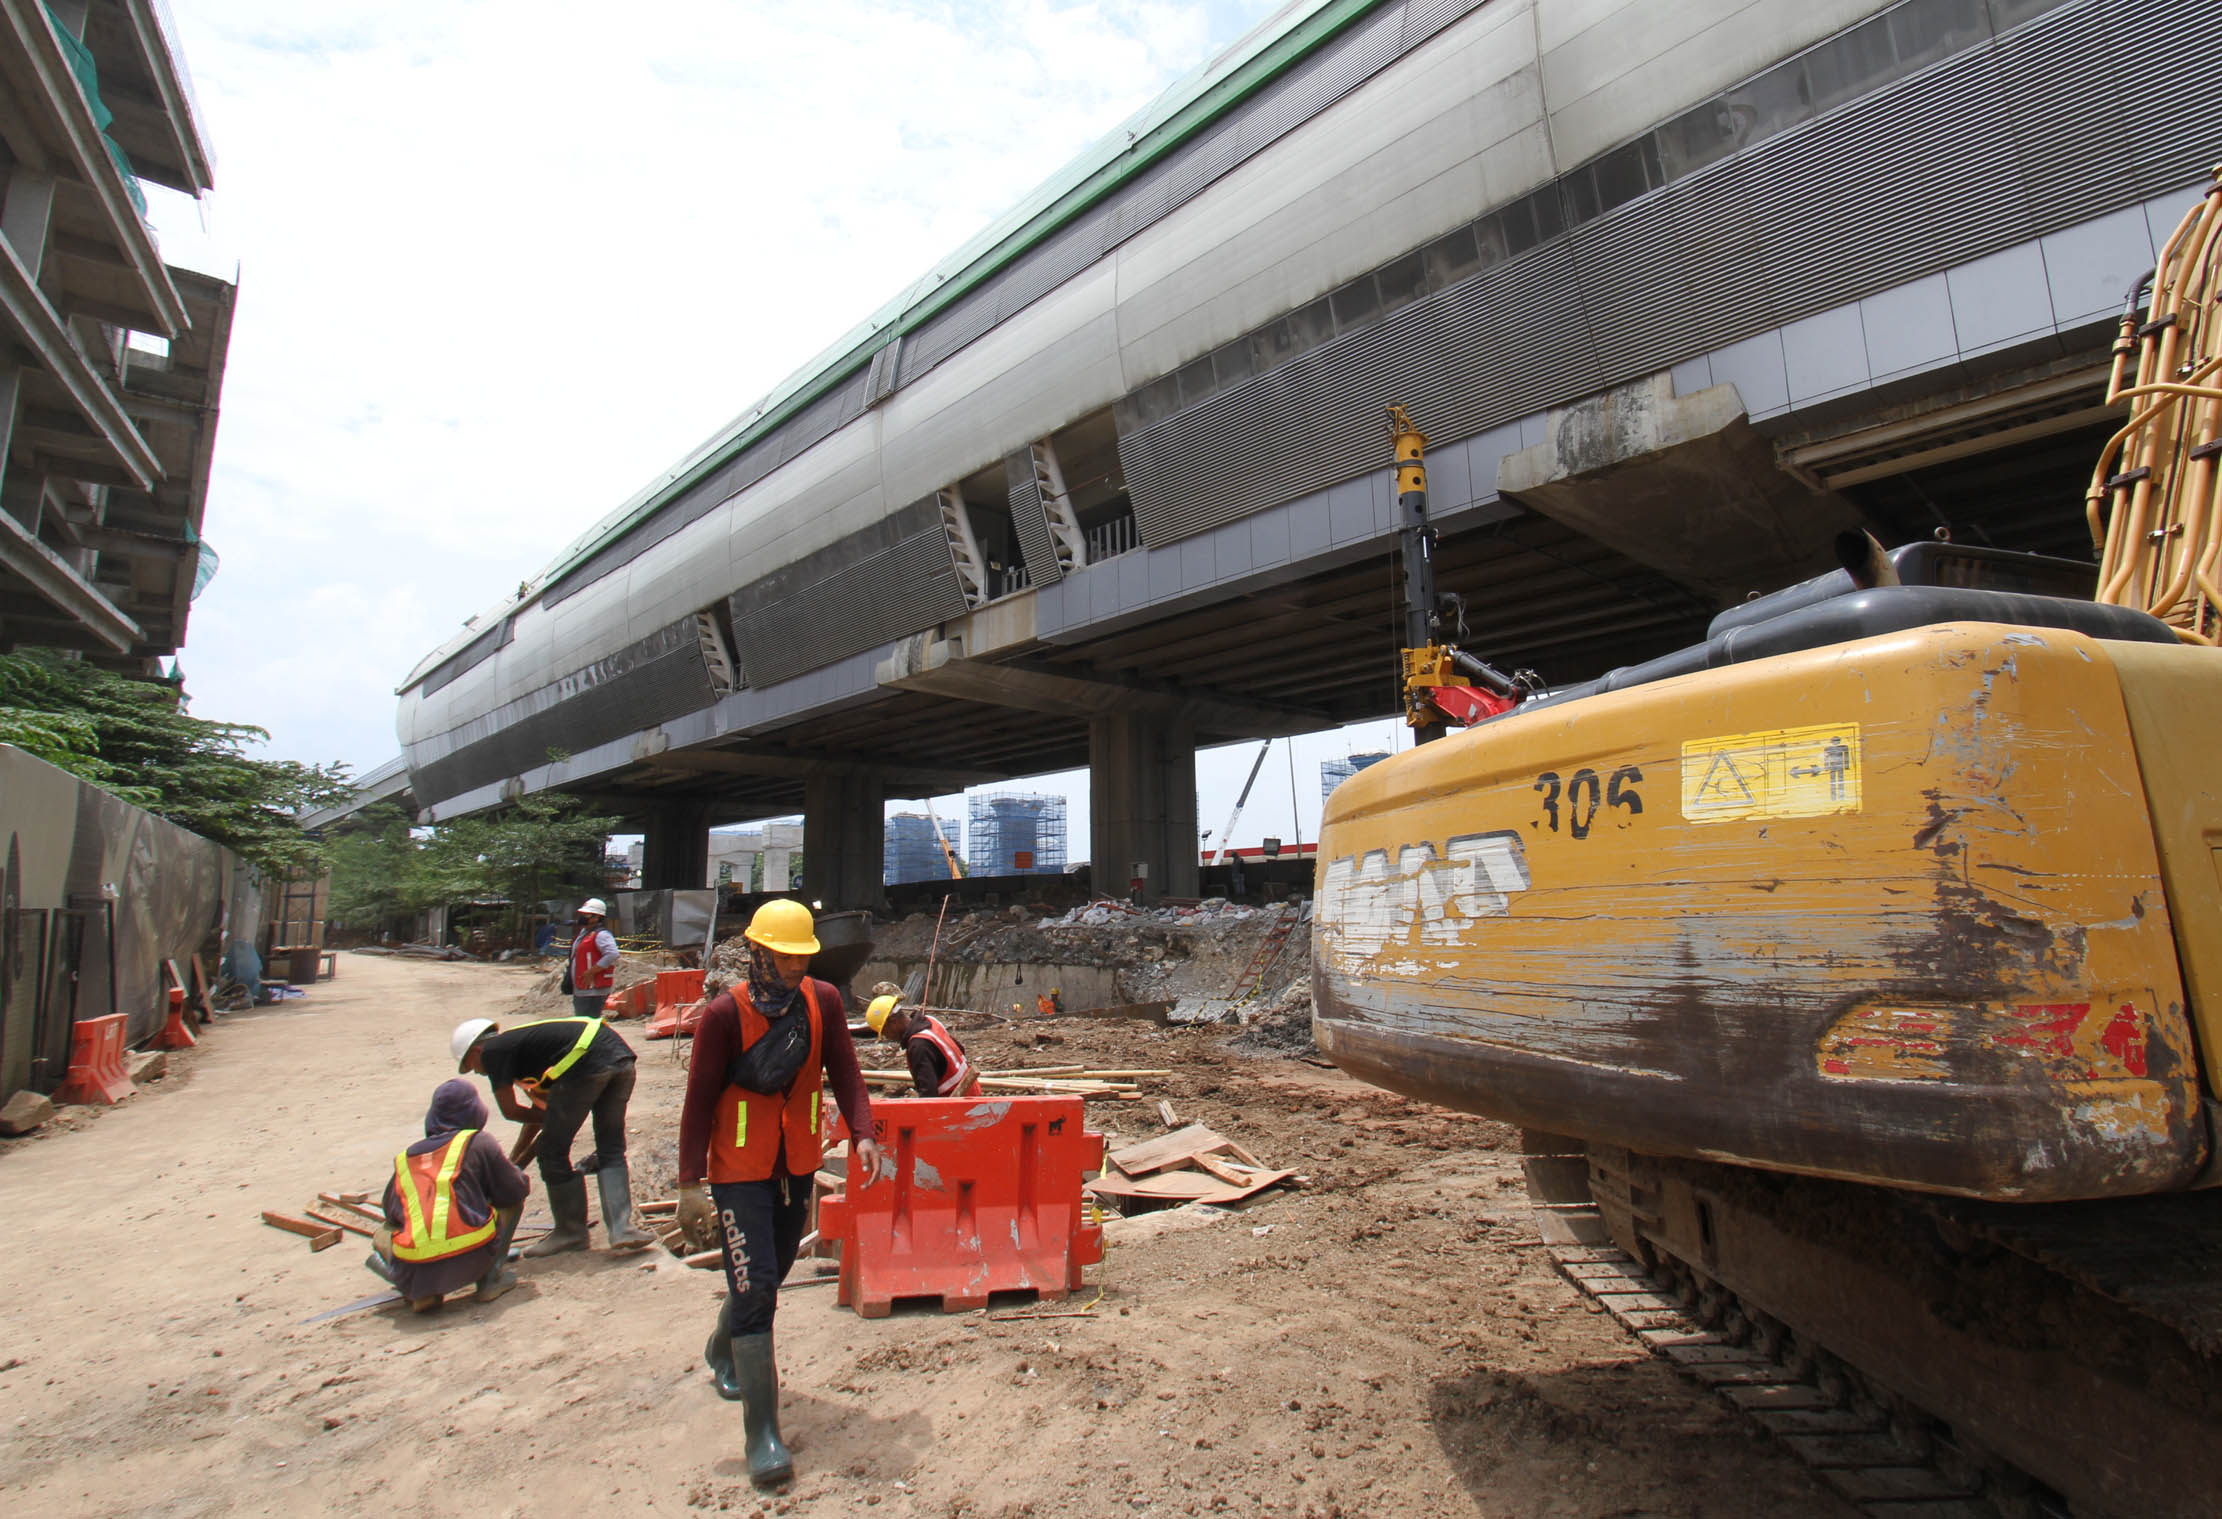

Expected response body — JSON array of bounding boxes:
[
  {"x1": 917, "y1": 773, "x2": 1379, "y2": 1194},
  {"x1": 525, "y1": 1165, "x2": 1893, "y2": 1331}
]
[{"x1": 676, "y1": 1181, "x2": 719, "y2": 1252}]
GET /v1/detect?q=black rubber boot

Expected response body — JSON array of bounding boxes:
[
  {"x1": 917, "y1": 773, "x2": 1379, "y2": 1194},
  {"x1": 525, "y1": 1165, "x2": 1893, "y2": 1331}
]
[
  {"x1": 597, "y1": 1160, "x2": 654, "y2": 1250},
  {"x1": 703, "y1": 1294, "x2": 743, "y2": 1401},
  {"x1": 475, "y1": 1206, "x2": 524, "y2": 1301},
  {"x1": 523, "y1": 1176, "x2": 590, "y2": 1257},
  {"x1": 732, "y1": 1330, "x2": 793, "y2": 1488}
]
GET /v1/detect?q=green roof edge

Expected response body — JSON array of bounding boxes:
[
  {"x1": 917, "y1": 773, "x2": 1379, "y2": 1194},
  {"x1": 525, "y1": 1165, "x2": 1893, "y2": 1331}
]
[{"x1": 535, "y1": 0, "x2": 1385, "y2": 594}]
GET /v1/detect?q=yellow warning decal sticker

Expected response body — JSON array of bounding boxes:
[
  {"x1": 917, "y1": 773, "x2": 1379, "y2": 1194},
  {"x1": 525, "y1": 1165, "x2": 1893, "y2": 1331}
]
[{"x1": 1680, "y1": 722, "x2": 1861, "y2": 824}]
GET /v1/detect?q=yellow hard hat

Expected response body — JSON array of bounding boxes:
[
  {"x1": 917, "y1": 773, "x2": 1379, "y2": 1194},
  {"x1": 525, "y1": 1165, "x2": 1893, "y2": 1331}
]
[
  {"x1": 744, "y1": 898, "x2": 819, "y2": 956},
  {"x1": 866, "y1": 994, "x2": 901, "y2": 1036}
]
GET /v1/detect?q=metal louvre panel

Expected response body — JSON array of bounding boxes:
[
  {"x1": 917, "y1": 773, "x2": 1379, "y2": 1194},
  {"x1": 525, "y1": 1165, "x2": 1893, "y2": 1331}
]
[
  {"x1": 1126, "y1": 244, "x2": 1598, "y2": 545},
  {"x1": 899, "y1": 279, "x2": 1003, "y2": 386},
  {"x1": 409, "y1": 624, "x2": 716, "y2": 807},
  {"x1": 728, "y1": 509, "x2": 968, "y2": 688},
  {"x1": 1400, "y1": 0, "x2": 1484, "y2": 49},
  {"x1": 1573, "y1": 165, "x2": 1770, "y2": 381},
  {"x1": 1991, "y1": 0, "x2": 2123, "y2": 226},
  {"x1": 2119, "y1": 0, "x2": 2222, "y2": 193},
  {"x1": 544, "y1": 368, "x2": 873, "y2": 608},
  {"x1": 1004, "y1": 449, "x2": 1064, "y2": 587},
  {"x1": 1747, "y1": 55, "x2": 2025, "y2": 319}
]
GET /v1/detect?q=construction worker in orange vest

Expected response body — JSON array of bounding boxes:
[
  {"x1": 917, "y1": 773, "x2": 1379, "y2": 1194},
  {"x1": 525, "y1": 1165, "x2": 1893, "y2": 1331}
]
[
  {"x1": 675, "y1": 899, "x2": 882, "y2": 1489},
  {"x1": 369, "y1": 1078, "x2": 530, "y2": 1311},
  {"x1": 865, "y1": 993, "x2": 982, "y2": 1097}
]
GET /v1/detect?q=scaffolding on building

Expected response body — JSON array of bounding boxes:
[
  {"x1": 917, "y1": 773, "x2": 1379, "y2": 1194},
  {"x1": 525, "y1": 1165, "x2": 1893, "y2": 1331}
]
[
  {"x1": 884, "y1": 812, "x2": 963, "y2": 884},
  {"x1": 966, "y1": 792, "x2": 1067, "y2": 877},
  {"x1": 1320, "y1": 751, "x2": 1391, "y2": 801}
]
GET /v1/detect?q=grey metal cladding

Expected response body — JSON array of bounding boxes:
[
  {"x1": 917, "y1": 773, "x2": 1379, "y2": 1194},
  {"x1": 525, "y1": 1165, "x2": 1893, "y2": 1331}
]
[
  {"x1": 543, "y1": 368, "x2": 874, "y2": 609},
  {"x1": 409, "y1": 619, "x2": 715, "y2": 806},
  {"x1": 727, "y1": 497, "x2": 968, "y2": 688},
  {"x1": 896, "y1": 0, "x2": 1485, "y2": 393},
  {"x1": 1125, "y1": 242, "x2": 1596, "y2": 544},
  {"x1": 1120, "y1": 0, "x2": 2215, "y2": 550},
  {"x1": 1004, "y1": 450, "x2": 1064, "y2": 588}
]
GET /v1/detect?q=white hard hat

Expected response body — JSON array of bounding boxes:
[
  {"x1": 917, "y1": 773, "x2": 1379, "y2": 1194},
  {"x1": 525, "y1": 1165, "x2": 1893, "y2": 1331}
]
[
  {"x1": 577, "y1": 898, "x2": 608, "y2": 917},
  {"x1": 451, "y1": 1018, "x2": 496, "y2": 1069}
]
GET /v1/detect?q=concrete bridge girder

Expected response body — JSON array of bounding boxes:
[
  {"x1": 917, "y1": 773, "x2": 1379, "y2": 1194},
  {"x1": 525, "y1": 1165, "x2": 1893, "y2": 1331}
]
[{"x1": 1496, "y1": 373, "x2": 1865, "y2": 607}]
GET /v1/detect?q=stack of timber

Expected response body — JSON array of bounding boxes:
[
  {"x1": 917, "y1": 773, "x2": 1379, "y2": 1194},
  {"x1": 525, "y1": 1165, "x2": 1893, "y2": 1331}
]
[
  {"x1": 1086, "y1": 1124, "x2": 1294, "y2": 1210},
  {"x1": 857, "y1": 1064, "x2": 1168, "y2": 1100}
]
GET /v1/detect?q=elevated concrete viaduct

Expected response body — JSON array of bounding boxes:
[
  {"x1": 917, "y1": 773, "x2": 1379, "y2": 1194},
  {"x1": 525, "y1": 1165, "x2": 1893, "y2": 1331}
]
[{"x1": 377, "y1": 0, "x2": 2219, "y2": 908}]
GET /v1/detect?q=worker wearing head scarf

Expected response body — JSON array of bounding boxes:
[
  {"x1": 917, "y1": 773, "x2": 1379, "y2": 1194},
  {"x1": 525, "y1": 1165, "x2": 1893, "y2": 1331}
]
[
  {"x1": 371, "y1": 1079, "x2": 532, "y2": 1310},
  {"x1": 676, "y1": 899, "x2": 881, "y2": 1489}
]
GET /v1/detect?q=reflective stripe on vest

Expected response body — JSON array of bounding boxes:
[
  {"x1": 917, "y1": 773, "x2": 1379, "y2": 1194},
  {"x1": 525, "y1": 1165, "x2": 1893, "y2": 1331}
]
[
  {"x1": 571, "y1": 931, "x2": 614, "y2": 992},
  {"x1": 910, "y1": 1016, "x2": 979, "y2": 1097},
  {"x1": 715, "y1": 981, "x2": 827, "y2": 1183},
  {"x1": 391, "y1": 1129, "x2": 499, "y2": 1263},
  {"x1": 515, "y1": 1017, "x2": 601, "y2": 1093}
]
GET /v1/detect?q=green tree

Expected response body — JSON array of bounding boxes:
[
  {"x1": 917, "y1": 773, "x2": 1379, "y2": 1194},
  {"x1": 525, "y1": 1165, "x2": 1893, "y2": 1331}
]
[
  {"x1": 324, "y1": 792, "x2": 615, "y2": 937},
  {"x1": 0, "y1": 650, "x2": 349, "y2": 874},
  {"x1": 324, "y1": 802, "x2": 421, "y2": 932}
]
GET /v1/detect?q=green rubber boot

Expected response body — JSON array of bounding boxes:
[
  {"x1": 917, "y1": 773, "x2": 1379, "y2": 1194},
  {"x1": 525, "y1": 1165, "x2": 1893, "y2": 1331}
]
[{"x1": 732, "y1": 1330, "x2": 793, "y2": 1488}]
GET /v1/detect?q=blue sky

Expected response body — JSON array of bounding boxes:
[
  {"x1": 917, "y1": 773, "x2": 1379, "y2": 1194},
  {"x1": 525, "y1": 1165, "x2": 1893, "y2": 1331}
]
[{"x1": 148, "y1": 0, "x2": 1405, "y2": 854}]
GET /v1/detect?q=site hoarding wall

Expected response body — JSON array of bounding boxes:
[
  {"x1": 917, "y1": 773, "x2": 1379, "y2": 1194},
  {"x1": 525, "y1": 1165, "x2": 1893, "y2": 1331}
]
[{"x1": 0, "y1": 745, "x2": 257, "y2": 1101}]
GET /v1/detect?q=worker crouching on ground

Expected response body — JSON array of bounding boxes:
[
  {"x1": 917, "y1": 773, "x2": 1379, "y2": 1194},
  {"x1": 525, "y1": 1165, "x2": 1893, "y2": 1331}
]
[
  {"x1": 677, "y1": 899, "x2": 882, "y2": 1489},
  {"x1": 865, "y1": 991, "x2": 982, "y2": 1097},
  {"x1": 569, "y1": 898, "x2": 619, "y2": 1017},
  {"x1": 450, "y1": 1012, "x2": 654, "y2": 1256},
  {"x1": 368, "y1": 1079, "x2": 530, "y2": 1311}
]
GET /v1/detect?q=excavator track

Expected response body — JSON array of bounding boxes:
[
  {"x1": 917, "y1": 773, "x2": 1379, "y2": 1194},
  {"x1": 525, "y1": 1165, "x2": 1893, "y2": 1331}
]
[{"x1": 1521, "y1": 1133, "x2": 2222, "y2": 1519}]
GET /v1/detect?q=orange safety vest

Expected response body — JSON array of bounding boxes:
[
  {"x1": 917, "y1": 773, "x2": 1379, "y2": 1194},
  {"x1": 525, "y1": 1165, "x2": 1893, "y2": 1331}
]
[
  {"x1": 708, "y1": 980, "x2": 828, "y2": 1184},
  {"x1": 909, "y1": 1015, "x2": 980, "y2": 1097},
  {"x1": 571, "y1": 929, "x2": 614, "y2": 993},
  {"x1": 391, "y1": 1129, "x2": 498, "y2": 1262}
]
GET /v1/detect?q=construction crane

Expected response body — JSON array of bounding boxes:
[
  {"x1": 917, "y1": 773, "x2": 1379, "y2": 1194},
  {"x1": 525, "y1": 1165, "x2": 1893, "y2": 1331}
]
[
  {"x1": 1315, "y1": 175, "x2": 2222, "y2": 1517},
  {"x1": 923, "y1": 799, "x2": 963, "y2": 880},
  {"x1": 1206, "y1": 739, "x2": 1274, "y2": 868}
]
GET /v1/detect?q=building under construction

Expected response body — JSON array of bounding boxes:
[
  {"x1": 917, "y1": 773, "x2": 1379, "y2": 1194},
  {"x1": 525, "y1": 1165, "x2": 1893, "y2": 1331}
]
[
  {"x1": 884, "y1": 812, "x2": 962, "y2": 885},
  {"x1": 1320, "y1": 752, "x2": 1390, "y2": 801},
  {"x1": 965, "y1": 792, "x2": 1066, "y2": 878}
]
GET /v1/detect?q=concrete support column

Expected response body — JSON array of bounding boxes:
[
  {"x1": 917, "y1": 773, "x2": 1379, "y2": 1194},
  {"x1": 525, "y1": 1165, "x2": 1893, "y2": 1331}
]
[
  {"x1": 1090, "y1": 709, "x2": 1198, "y2": 903},
  {"x1": 639, "y1": 800, "x2": 711, "y2": 891},
  {"x1": 803, "y1": 772, "x2": 886, "y2": 910}
]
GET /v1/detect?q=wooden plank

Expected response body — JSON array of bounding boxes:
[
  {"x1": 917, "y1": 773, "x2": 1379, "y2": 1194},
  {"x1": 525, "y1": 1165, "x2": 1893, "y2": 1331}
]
[
  {"x1": 318, "y1": 1193, "x2": 385, "y2": 1222},
  {"x1": 1156, "y1": 1100, "x2": 1179, "y2": 1128},
  {"x1": 304, "y1": 1208, "x2": 374, "y2": 1238},
  {"x1": 261, "y1": 1211, "x2": 342, "y2": 1250},
  {"x1": 1189, "y1": 1152, "x2": 1254, "y2": 1185},
  {"x1": 1108, "y1": 1124, "x2": 1231, "y2": 1177}
]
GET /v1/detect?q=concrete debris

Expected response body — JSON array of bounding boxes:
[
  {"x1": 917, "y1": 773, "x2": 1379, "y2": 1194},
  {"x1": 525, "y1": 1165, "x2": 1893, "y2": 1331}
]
[
  {"x1": 126, "y1": 1050, "x2": 168, "y2": 1084},
  {"x1": 1035, "y1": 897, "x2": 1261, "y2": 930},
  {"x1": 0, "y1": 1089, "x2": 55, "y2": 1137}
]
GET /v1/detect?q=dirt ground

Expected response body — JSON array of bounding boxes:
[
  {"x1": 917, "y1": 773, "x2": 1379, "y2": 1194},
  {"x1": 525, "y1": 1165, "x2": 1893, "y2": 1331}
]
[{"x1": 0, "y1": 952, "x2": 1855, "y2": 1518}]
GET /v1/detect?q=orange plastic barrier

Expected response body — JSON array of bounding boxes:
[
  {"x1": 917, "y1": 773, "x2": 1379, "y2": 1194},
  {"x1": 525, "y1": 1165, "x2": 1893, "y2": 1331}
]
[
  {"x1": 642, "y1": 971, "x2": 710, "y2": 1039},
  {"x1": 655, "y1": 969, "x2": 705, "y2": 1012},
  {"x1": 600, "y1": 981, "x2": 654, "y2": 1019},
  {"x1": 57, "y1": 1013, "x2": 133, "y2": 1105},
  {"x1": 642, "y1": 999, "x2": 707, "y2": 1040},
  {"x1": 154, "y1": 987, "x2": 198, "y2": 1050},
  {"x1": 818, "y1": 1096, "x2": 1105, "y2": 1317}
]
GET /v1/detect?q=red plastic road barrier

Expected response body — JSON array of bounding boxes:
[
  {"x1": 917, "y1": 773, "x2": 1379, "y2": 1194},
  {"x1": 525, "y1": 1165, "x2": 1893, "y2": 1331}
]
[
  {"x1": 599, "y1": 981, "x2": 654, "y2": 1019},
  {"x1": 57, "y1": 1013, "x2": 133, "y2": 1105},
  {"x1": 818, "y1": 1096, "x2": 1105, "y2": 1317},
  {"x1": 154, "y1": 987, "x2": 198, "y2": 1050},
  {"x1": 655, "y1": 969, "x2": 705, "y2": 1013}
]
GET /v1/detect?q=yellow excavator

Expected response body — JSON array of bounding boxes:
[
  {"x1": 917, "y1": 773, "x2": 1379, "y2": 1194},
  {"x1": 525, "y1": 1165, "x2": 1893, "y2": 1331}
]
[{"x1": 1317, "y1": 175, "x2": 2222, "y2": 1516}]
